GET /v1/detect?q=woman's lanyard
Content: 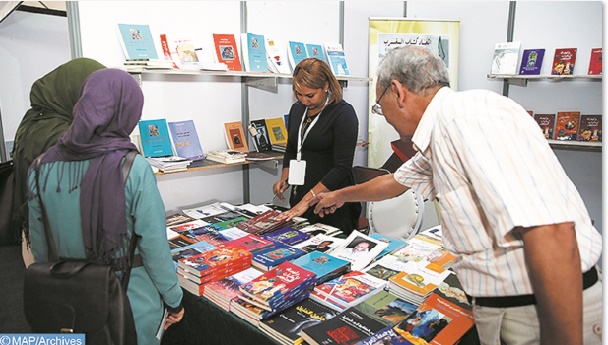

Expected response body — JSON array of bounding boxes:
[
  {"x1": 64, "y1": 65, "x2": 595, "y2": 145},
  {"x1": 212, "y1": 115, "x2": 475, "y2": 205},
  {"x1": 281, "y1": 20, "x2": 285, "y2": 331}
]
[{"x1": 296, "y1": 96, "x2": 329, "y2": 161}]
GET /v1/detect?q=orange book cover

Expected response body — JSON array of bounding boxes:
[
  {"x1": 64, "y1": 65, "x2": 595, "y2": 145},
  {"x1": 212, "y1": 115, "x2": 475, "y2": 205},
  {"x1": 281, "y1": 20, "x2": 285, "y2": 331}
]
[
  {"x1": 554, "y1": 111, "x2": 580, "y2": 141},
  {"x1": 213, "y1": 33, "x2": 242, "y2": 71},
  {"x1": 224, "y1": 121, "x2": 249, "y2": 153}
]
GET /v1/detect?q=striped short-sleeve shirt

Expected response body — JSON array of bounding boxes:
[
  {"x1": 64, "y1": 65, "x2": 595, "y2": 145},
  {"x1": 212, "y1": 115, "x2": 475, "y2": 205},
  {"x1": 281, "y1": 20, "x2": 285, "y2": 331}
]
[{"x1": 394, "y1": 87, "x2": 602, "y2": 297}]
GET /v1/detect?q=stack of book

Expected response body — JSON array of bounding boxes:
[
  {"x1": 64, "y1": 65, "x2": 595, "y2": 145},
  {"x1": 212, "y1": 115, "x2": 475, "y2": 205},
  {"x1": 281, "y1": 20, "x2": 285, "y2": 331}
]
[
  {"x1": 290, "y1": 251, "x2": 350, "y2": 284},
  {"x1": 301, "y1": 306, "x2": 386, "y2": 345},
  {"x1": 202, "y1": 267, "x2": 263, "y2": 311},
  {"x1": 147, "y1": 156, "x2": 192, "y2": 173},
  {"x1": 219, "y1": 233, "x2": 276, "y2": 254},
  {"x1": 176, "y1": 247, "x2": 252, "y2": 296},
  {"x1": 260, "y1": 227, "x2": 311, "y2": 246},
  {"x1": 233, "y1": 261, "x2": 317, "y2": 320},
  {"x1": 236, "y1": 209, "x2": 292, "y2": 235},
  {"x1": 251, "y1": 242, "x2": 308, "y2": 271},
  {"x1": 309, "y1": 270, "x2": 387, "y2": 312},
  {"x1": 206, "y1": 149, "x2": 247, "y2": 164}
]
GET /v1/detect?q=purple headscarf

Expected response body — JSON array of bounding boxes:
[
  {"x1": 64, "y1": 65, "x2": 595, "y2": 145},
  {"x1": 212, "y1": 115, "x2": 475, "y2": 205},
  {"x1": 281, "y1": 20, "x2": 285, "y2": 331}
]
[{"x1": 40, "y1": 68, "x2": 143, "y2": 261}]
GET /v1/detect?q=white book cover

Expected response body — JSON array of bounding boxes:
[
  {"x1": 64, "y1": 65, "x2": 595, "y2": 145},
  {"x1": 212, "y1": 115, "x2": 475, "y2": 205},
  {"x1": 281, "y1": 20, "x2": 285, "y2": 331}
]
[
  {"x1": 331, "y1": 230, "x2": 388, "y2": 271},
  {"x1": 323, "y1": 42, "x2": 350, "y2": 76},
  {"x1": 265, "y1": 38, "x2": 291, "y2": 74},
  {"x1": 181, "y1": 202, "x2": 227, "y2": 219},
  {"x1": 293, "y1": 234, "x2": 346, "y2": 254},
  {"x1": 490, "y1": 41, "x2": 521, "y2": 75}
]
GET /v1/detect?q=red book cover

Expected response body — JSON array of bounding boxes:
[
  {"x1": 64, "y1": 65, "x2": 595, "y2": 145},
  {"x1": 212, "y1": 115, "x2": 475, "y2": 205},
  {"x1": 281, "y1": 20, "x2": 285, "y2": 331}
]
[
  {"x1": 587, "y1": 48, "x2": 602, "y2": 75},
  {"x1": 554, "y1": 111, "x2": 580, "y2": 141},
  {"x1": 533, "y1": 113, "x2": 556, "y2": 140},
  {"x1": 177, "y1": 246, "x2": 252, "y2": 277},
  {"x1": 219, "y1": 233, "x2": 276, "y2": 253},
  {"x1": 390, "y1": 138, "x2": 417, "y2": 163},
  {"x1": 578, "y1": 115, "x2": 602, "y2": 142},
  {"x1": 213, "y1": 33, "x2": 242, "y2": 71},
  {"x1": 551, "y1": 48, "x2": 577, "y2": 75}
]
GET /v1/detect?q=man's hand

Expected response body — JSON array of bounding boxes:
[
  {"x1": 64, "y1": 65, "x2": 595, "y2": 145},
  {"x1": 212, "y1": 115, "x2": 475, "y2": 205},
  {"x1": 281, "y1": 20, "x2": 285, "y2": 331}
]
[
  {"x1": 309, "y1": 191, "x2": 344, "y2": 217},
  {"x1": 164, "y1": 307, "x2": 185, "y2": 330}
]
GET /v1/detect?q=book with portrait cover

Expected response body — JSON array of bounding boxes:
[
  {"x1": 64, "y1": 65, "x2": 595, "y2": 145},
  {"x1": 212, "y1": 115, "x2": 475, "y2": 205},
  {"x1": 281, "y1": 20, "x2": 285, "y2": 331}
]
[
  {"x1": 551, "y1": 48, "x2": 577, "y2": 75},
  {"x1": 224, "y1": 121, "x2": 249, "y2": 153},
  {"x1": 117, "y1": 23, "x2": 159, "y2": 60},
  {"x1": 293, "y1": 234, "x2": 346, "y2": 254},
  {"x1": 490, "y1": 41, "x2": 521, "y2": 75},
  {"x1": 138, "y1": 119, "x2": 173, "y2": 158},
  {"x1": 249, "y1": 119, "x2": 272, "y2": 152},
  {"x1": 588, "y1": 48, "x2": 602, "y2": 75},
  {"x1": 301, "y1": 307, "x2": 386, "y2": 345},
  {"x1": 240, "y1": 32, "x2": 269, "y2": 72},
  {"x1": 167, "y1": 120, "x2": 205, "y2": 161},
  {"x1": 578, "y1": 115, "x2": 602, "y2": 142},
  {"x1": 554, "y1": 111, "x2": 580, "y2": 141},
  {"x1": 287, "y1": 41, "x2": 308, "y2": 70},
  {"x1": 330, "y1": 230, "x2": 388, "y2": 271},
  {"x1": 305, "y1": 43, "x2": 328, "y2": 64},
  {"x1": 213, "y1": 33, "x2": 242, "y2": 71},
  {"x1": 533, "y1": 113, "x2": 556, "y2": 140},
  {"x1": 519, "y1": 48, "x2": 545, "y2": 75}
]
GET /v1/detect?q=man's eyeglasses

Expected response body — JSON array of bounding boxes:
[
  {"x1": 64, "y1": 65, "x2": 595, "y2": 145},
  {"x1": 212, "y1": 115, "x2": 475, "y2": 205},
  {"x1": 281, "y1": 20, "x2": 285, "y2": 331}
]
[{"x1": 371, "y1": 84, "x2": 390, "y2": 116}]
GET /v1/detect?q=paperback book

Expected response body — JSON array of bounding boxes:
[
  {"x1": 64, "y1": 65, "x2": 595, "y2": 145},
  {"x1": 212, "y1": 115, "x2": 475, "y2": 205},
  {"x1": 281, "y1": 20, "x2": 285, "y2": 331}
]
[
  {"x1": 362, "y1": 254, "x2": 413, "y2": 281},
  {"x1": 203, "y1": 267, "x2": 264, "y2": 311},
  {"x1": 290, "y1": 251, "x2": 351, "y2": 284},
  {"x1": 578, "y1": 114, "x2": 602, "y2": 142},
  {"x1": 212, "y1": 33, "x2": 242, "y2": 71},
  {"x1": 260, "y1": 227, "x2": 311, "y2": 246},
  {"x1": 241, "y1": 32, "x2": 269, "y2": 72},
  {"x1": 220, "y1": 233, "x2": 276, "y2": 254},
  {"x1": 369, "y1": 233, "x2": 408, "y2": 260},
  {"x1": 265, "y1": 38, "x2": 291, "y2": 74},
  {"x1": 305, "y1": 43, "x2": 328, "y2": 64},
  {"x1": 324, "y1": 42, "x2": 350, "y2": 76},
  {"x1": 287, "y1": 41, "x2": 308, "y2": 70},
  {"x1": 249, "y1": 119, "x2": 272, "y2": 152},
  {"x1": 518, "y1": 48, "x2": 545, "y2": 75},
  {"x1": 310, "y1": 271, "x2": 388, "y2": 312},
  {"x1": 138, "y1": 119, "x2": 173, "y2": 158},
  {"x1": 224, "y1": 121, "x2": 249, "y2": 153},
  {"x1": 588, "y1": 48, "x2": 602, "y2": 75},
  {"x1": 490, "y1": 41, "x2": 521, "y2": 75},
  {"x1": 165, "y1": 212, "x2": 196, "y2": 227},
  {"x1": 252, "y1": 242, "x2": 308, "y2": 271},
  {"x1": 167, "y1": 120, "x2": 205, "y2": 161},
  {"x1": 177, "y1": 246, "x2": 252, "y2": 278},
  {"x1": 353, "y1": 290, "x2": 418, "y2": 327},
  {"x1": 551, "y1": 48, "x2": 577, "y2": 75},
  {"x1": 554, "y1": 111, "x2": 580, "y2": 141},
  {"x1": 330, "y1": 230, "x2": 389, "y2": 271},
  {"x1": 206, "y1": 150, "x2": 247, "y2": 164},
  {"x1": 181, "y1": 202, "x2": 227, "y2": 219},
  {"x1": 298, "y1": 223, "x2": 343, "y2": 237},
  {"x1": 236, "y1": 209, "x2": 291, "y2": 235},
  {"x1": 301, "y1": 307, "x2": 386, "y2": 345},
  {"x1": 117, "y1": 23, "x2": 159, "y2": 60},
  {"x1": 265, "y1": 117, "x2": 289, "y2": 148},
  {"x1": 533, "y1": 113, "x2": 556, "y2": 140},
  {"x1": 293, "y1": 234, "x2": 346, "y2": 254}
]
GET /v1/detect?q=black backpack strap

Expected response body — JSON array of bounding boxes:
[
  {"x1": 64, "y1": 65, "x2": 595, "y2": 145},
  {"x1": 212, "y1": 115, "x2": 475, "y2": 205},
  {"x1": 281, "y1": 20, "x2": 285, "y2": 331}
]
[{"x1": 121, "y1": 150, "x2": 141, "y2": 289}]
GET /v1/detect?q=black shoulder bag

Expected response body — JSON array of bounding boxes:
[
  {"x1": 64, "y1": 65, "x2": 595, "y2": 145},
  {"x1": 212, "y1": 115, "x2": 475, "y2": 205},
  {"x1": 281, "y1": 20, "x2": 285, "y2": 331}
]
[{"x1": 24, "y1": 151, "x2": 139, "y2": 345}]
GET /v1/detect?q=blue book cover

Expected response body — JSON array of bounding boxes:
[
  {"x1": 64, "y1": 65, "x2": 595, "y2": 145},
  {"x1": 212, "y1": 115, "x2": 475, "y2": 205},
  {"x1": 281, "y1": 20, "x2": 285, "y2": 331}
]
[
  {"x1": 167, "y1": 120, "x2": 205, "y2": 161},
  {"x1": 369, "y1": 233, "x2": 407, "y2": 259},
  {"x1": 305, "y1": 43, "x2": 328, "y2": 64},
  {"x1": 138, "y1": 119, "x2": 173, "y2": 157},
  {"x1": 288, "y1": 41, "x2": 308, "y2": 68},
  {"x1": 252, "y1": 242, "x2": 307, "y2": 270},
  {"x1": 519, "y1": 48, "x2": 545, "y2": 75},
  {"x1": 260, "y1": 227, "x2": 310, "y2": 246},
  {"x1": 291, "y1": 251, "x2": 350, "y2": 283},
  {"x1": 242, "y1": 32, "x2": 269, "y2": 72},
  {"x1": 117, "y1": 23, "x2": 158, "y2": 60}
]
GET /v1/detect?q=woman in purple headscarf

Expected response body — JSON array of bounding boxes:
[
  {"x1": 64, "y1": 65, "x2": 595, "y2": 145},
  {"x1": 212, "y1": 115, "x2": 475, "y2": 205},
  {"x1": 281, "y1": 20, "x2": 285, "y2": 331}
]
[{"x1": 27, "y1": 68, "x2": 184, "y2": 344}]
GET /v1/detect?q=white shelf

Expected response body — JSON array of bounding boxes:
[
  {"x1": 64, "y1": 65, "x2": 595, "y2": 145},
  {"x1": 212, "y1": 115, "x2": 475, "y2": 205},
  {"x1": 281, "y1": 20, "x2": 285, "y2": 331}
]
[
  {"x1": 487, "y1": 74, "x2": 602, "y2": 86},
  {"x1": 547, "y1": 140, "x2": 602, "y2": 152}
]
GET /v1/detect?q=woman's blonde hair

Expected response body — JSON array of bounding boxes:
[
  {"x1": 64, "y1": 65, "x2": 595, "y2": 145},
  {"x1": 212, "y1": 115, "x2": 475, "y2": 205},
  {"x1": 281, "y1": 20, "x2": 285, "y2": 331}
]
[{"x1": 292, "y1": 58, "x2": 342, "y2": 104}]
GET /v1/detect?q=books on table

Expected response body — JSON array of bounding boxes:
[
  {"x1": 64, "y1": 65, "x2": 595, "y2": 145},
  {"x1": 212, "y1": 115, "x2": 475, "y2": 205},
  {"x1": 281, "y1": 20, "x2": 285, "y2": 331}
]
[
  {"x1": 330, "y1": 230, "x2": 389, "y2": 271},
  {"x1": 219, "y1": 233, "x2": 276, "y2": 254},
  {"x1": 117, "y1": 23, "x2": 159, "y2": 60},
  {"x1": 240, "y1": 32, "x2": 269, "y2": 72},
  {"x1": 518, "y1": 48, "x2": 545, "y2": 75},
  {"x1": 551, "y1": 47, "x2": 577, "y2": 75},
  {"x1": 213, "y1": 33, "x2": 242, "y2": 71},
  {"x1": 287, "y1": 40, "x2": 308, "y2": 70},
  {"x1": 260, "y1": 227, "x2": 311, "y2": 247},
  {"x1": 490, "y1": 41, "x2": 521, "y2": 75},
  {"x1": 138, "y1": 119, "x2": 173, "y2": 158},
  {"x1": 203, "y1": 267, "x2": 264, "y2": 311},
  {"x1": 298, "y1": 223, "x2": 343, "y2": 237},
  {"x1": 236, "y1": 209, "x2": 292, "y2": 235},
  {"x1": 588, "y1": 48, "x2": 602, "y2": 75},
  {"x1": 310, "y1": 270, "x2": 388, "y2": 312},
  {"x1": 293, "y1": 234, "x2": 346, "y2": 254},
  {"x1": 265, "y1": 38, "x2": 291, "y2": 74},
  {"x1": 301, "y1": 306, "x2": 386, "y2": 345},
  {"x1": 290, "y1": 250, "x2": 350, "y2": 285},
  {"x1": 224, "y1": 121, "x2": 249, "y2": 153},
  {"x1": 167, "y1": 120, "x2": 205, "y2": 161},
  {"x1": 353, "y1": 290, "x2": 418, "y2": 328},
  {"x1": 251, "y1": 242, "x2": 308, "y2": 272},
  {"x1": 323, "y1": 42, "x2": 350, "y2": 76}
]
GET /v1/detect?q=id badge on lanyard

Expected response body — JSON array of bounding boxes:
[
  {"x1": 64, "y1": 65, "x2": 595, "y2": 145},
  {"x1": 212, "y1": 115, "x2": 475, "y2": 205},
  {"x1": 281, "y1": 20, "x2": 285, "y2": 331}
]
[{"x1": 288, "y1": 105, "x2": 323, "y2": 185}]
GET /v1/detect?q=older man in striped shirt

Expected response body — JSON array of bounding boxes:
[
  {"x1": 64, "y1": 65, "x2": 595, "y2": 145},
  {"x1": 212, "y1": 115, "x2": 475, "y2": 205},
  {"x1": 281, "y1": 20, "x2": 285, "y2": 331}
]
[{"x1": 310, "y1": 46, "x2": 602, "y2": 345}]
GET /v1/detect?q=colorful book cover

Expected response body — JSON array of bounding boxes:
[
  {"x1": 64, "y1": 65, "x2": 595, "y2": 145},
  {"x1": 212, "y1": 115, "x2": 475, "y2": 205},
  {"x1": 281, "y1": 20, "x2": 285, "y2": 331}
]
[
  {"x1": 223, "y1": 121, "x2": 249, "y2": 153},
  {"x1": 388, "y1": 264, "x2": 452, "y2": 297},
  {"x1": 519, "y1": 48, "x2": 545, "y2": 75},
  {"x1": 305, "y1": 43, "x2": 328, "y2": 64},
  {"x1": 293, "y1": 234, "x2": 346, "y2": 254},
  {"x1": 167, "y1": 219, "x2": 209, "y2": 233},
  {"x1": 117, "y1": 23, "x2": 158, "y2": 60},
  {"x1": 390, "y1": 234, "x2": 455, "y2": 270},
  {"x1": 204, "y1": 267, "x2": 264, "y2": 309},
  {"x1": 369, "y1": 233, "x2": 407, "y2": 259},
  {"x1": 165, "y1": 212, "x2": 196, "y2": 227},
  {"x1": 353, "y1": 290, "x2": 418, "y2": 327},
  {"x1": 578, "y1": 115, "x2": 602, "y2": 142},
  {"x1": 252, "y1": 242, "x2": 307, "y2": 271},
  {"x1": 554, "y1": 111, "x2": 580, "y2": 141},
  {"x1": 354, "y1": 325, "x2": 410, "y2": 345},
  {"x1": 171, "y1": 240, "x2": 216, "y2": 262},
  {"x1": 392, "y1": 292, "x2": 474, "y2": 345},
  {"x1": 301, "y1": 307, "x2": 386, "y2": 345},
  {"x1": 239, "y1": 261, "x2": 317, "y2": 307},
  {"x1": 291, "y1": 251, "x2": 351, "y2": 283},
  {"x1": 138, "y1": 119, "x2": 173, "y2": 157},
  {"x1": 167, "y1": 120, "x2": 205, "y2": 161},
  {"x1": 587, "y1": 48, "x2": 602, "y2": 75},
  {"x1": 167, "y1": 234, "x2": 196, "y2": 250},
  {"x1": 490, "y1": 41, "x2": 521, "y2": 75},
  {"x1": 201, "y1": 210, "x2": 246, "y2": 224},
  {"x1": 249, "y1": 119, "x2": 272, "y2": 152},
  {"x1": 265, "y1": 38, "x2": 291, "y2": 74},
  {"x1": 287, "y1": 41, "x2": 308, "y2": 70},
  {"x1": 324, "y1": 42, "x2": 351, "y2": 76},
  {"x1": 533, "y1": 113, "x2": 556, "y2": 140},
  {"x1": 241, "y1": 32, "x2": 269, "y2": 72},
  {"x1": 260, "y1": 227, "x2": 311, "y2": 246},
  {"x1": 220, "y1": 233, "x2": 276, "y2": 253},
  {"x1": 265, "y1": 117, "x2": 288, "y2": 146},
  {"x1": 236, "y1": 209, "x2": 290, "y2": 235},
  {"x1": 259, "y1": 298, "x2": 340, "y2": 344},
  {"x1": 551, "y1": 48, "x2": 577, "y2": 75},
  {"x1": 177, "y1": 247, "x2": 252, "y2": 277},
  {"x1": 213, "y1": 33, "x2": 242, "y2": 71},
  {"x1": 311, "y1": 271, "x2": 387, "y2": 311},
  {"x1": 363, "y1": 254, "x2": 413, "y2": 281}
]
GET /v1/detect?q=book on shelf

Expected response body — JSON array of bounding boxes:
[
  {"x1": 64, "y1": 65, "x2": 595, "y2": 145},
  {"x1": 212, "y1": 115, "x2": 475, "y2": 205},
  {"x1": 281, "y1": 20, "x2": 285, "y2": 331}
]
[
  {"x1": 177, "y1": 246, "x2": 252, "y2": 278},
  {"x1": 533, "y1": 113, "x2": 556, "y2": 140},
  {"x1": 293, "y1": 234, "x2": 346, "y2": 254},
  {"x1": 212, "y1": 33, "x2": 242, "y2": 71},
  {"x1": 265, "y1": 38, "x2": 291, "y2": 74},
  {"x1": 260, "y1": 227, "x2": 311, "y2": 246},
  {"x1": 310, "y1": 270, "x2": 388, "y2": 312},
  {"x1": 117, "y1": 23, "x2": 159, "y2": 60},
  {"x1": 518, "y1": 48, "x2": 545, "y2": 75},
  {"x1": 578, "y1": 114, "x2": 602, "y2": 142},
  {"x1": 330, "y1": 230, "x2": 389, "y2": 271},
  {"x1": 224, "y1": 121, "x2": 249, "y2": 153},
  {"x1": 287, "y1": 40, "x2": 308, "y2": 70},
  {"x1": 123, "y1": 59, "x2": 174, "y2": 69},
  {"x1": 587, "y1": 48, "x2": 602, "y2": 75},
  {"x1": 305, "y1": 43, "x2": 328, "y2": 64},
  {"x1": 203, "y1": 267, "x2": 263, "y2": 311},
  {"x1": 251, "y1": 242, "x2": 308, "y2": 271},
  {"x1": 220, "y1": 233, "x2": 276, "y2": 254},
  {"x1": 554, "y1": 111, "x2": 580, "y2": 141},
  {"x1": 324, "y1": 42, "x2": 351, "y2": 76},
  {"x1": 206, "y1": 150, "x2": 247, "y2": 164},
  {"x1": 551, "y1": 47, "x2": 577, "y2": 75},
  {"x1": 245, "y1": 152, "x2": 275, "y2": 161},
  {"x1": 259, "y1": 298, "x2": 340, "y2": 345},
  {"x1": 353, "y1": 290, "x2": 418, "y2": 328},
  {"x1": 138, "y1": 119, "x2": 174, "y2": 158},
  {"x1": 249, "y1": 119, "x2": 272, "y2": 152},
  {"x1": 167, "y1": 120, "x2": 205, "y2": 161},
  {"x1": 490, "y1": 41, "x2": 521, "y2": 75},
  {"x1": 301, "y1": 306, "x2": 386, "y2": 345},
  {"x1": 146, "y1": 156, "x2": 191, "y2": 173},
  {"x1": 240, "y1": 32, "x2": 269, "y2": 72},
  {"x1": 265, "y1": 117, "x2": 289, "y2": 148},
  {"x1": 290, "y1": 250, "x2": 351, "y2": 285}
]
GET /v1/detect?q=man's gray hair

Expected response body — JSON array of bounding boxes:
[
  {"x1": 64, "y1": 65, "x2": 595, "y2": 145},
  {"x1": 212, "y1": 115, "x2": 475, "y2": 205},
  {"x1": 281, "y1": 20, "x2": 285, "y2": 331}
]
[{"x1": 376, "y1": 46, "x2": 450, "y2": 94}]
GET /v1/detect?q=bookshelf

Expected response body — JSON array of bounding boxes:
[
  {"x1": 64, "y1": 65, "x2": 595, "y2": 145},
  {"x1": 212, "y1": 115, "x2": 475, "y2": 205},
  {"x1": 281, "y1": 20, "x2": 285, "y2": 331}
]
[{"x1": 154, "y1": 152, "x2": 284, "y2": 176}]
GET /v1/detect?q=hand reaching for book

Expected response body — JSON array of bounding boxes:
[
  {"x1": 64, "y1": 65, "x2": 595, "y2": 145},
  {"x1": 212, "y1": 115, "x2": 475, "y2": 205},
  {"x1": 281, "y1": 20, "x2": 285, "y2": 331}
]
[{"x1": 310, "y1": 191, "x2": 344, "y2": 217}]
